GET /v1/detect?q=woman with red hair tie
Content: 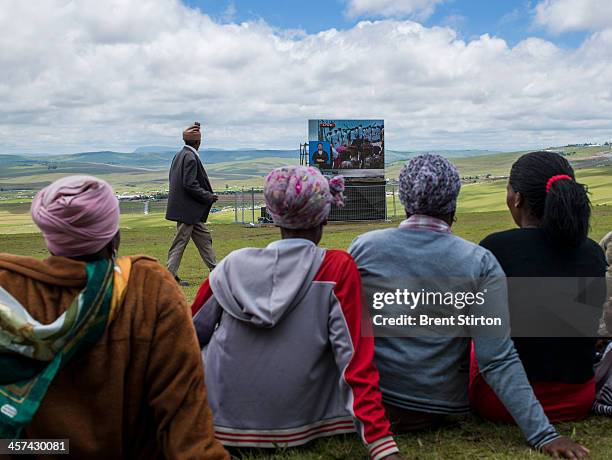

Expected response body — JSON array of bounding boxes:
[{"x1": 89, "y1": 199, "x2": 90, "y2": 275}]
[{"x1": 470, "y1": 151, "x2": 607, "y2": 424}]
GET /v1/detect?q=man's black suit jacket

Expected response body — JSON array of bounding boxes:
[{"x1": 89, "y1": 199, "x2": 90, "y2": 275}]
[{"x1": 166, "y1": 146, "x2": 215, "y2": 225}]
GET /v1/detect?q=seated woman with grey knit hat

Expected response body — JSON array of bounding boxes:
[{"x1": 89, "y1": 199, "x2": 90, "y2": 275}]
[{"x1": 348, "y1": 154, "x2": 589, "y2": 459}]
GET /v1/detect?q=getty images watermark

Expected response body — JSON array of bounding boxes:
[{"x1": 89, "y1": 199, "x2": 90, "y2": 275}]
[
  {"x1": 371, "y1": 288, "x2": 499, "y2": 328},
  {"x1": 361, "y1": 277, "x2": 606, "y2": 338}
]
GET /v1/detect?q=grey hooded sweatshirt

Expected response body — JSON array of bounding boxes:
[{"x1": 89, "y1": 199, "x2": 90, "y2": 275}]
[{"x1": 192, "y1": 238, "x2": 399, "y2": 460}]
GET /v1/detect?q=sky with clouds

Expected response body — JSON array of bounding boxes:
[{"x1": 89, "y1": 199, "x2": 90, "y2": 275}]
[{"x1": 1, "y1": 0, "x2": 612, "y2": 154}]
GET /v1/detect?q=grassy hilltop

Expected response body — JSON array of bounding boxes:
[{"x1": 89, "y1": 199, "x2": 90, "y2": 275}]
[
  {"x1": 1, "y1": 144, "x2": 610, "y2": 194},
  {"x1": 0, "y1": 148, "x2": 298, "y2": 193}
]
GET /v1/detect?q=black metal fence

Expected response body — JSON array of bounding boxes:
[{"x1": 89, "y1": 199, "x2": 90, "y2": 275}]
[
  {"x1": 240, "y1": 184, "x2": 401, "y2": 224},
  {"x1": 330, "y1": 184, "x2": 386, "y2": 221},
  {"x1": 118, "y1": 184, "x2": 402, "y2": 224}
]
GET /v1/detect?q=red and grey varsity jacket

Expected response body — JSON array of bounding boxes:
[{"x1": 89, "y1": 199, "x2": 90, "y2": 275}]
[{"x1": 191, "y1": 239, "x2": 399, "y2": 460}]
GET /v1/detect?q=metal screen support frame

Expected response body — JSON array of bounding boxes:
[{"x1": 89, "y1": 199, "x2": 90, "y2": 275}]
[{"x1": 300, "y1": 143, "x2": 309, "y2": 166}]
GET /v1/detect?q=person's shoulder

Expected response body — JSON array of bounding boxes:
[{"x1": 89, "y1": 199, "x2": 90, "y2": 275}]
[
  {"x1": 130, "y1": 255, "x2": 171, "y2": 283},
  {"x1": 421, "y1": 232, "x2": 500, "y2": 275},
  {"x1": 317, "y1": 249, "x2": 359, "y2": 283},
  {"x1": 351, "y1": 227, "x2": 399, "y2": 247},
  {"x1": 176, "y1": 146, "x2": 198, "y2": 160},
  {"x1": 171, "y1": 147, "x2": 192, "y2": 164},
  {"x1": 585, "y1": 236, "x2": 605, "y2": 251},
  {"x1": 130, "y1": 255, "x2": 161, "y2": 267},
  {"x1": 582, "y1": 237, "x2": 608, "y2": 266},
  {"x1": 601, "y1": 231, "x2": 612, "y2": 252},
  {"x1": 442, "y1": 232, "x2": 494, "y2": 262},
  {"x1": 0, "y1": 254, "x2": 85, "y2": 286},
  {"x1": 212, "y1": 247, "x2": 263, "y2": 271},
  {"x1": 479, "y1": 228, "x2": 524, "y2": 249},
  {"x1": 323, "y1": 248, "x2": 355, "y2": 266},
  {"x1": 129, "y1": 256, "x2": 191, "y2": 295},
  {"x1": 109, "y1": 257, "x2": 178, "y2": 323},
  {"x1": 0, "y1": 253, "x2": 47, "y2": 272},
  {"x1": 174, "y1": 146, "x2": 189, "y2": 155},
  {"x1": 224, "y1": 246, "x2": 260, "y2": 260},
  {"x1": 127, "y1": 256, "x2": 192, "y2": 318}
]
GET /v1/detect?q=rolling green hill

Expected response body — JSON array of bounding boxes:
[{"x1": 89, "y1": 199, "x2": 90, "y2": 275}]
[
  {"x1": 387, "y1": 145, "x2": 612, "y2": 179},
  {"x1": 1, "y1": 143, "x2": 610, "y2": 198},
  {"x1": 456, "y1": 166, "x2": 612, "y2": 212},
  {"x1": 0, "y1": 155, "x2": 299, "y2": 192}
]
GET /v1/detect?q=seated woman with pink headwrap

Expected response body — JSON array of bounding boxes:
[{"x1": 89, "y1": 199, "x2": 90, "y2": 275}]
[
  {"x1": 191, "y1": 166, "x2": 403, "y2": 460},
  {"x1": 0, "y1": 175, "x2": 228, "y2": 460}
]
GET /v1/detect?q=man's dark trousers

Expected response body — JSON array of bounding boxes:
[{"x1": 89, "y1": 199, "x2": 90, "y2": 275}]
[{"x1": 165, "y1": 145, "x2": 217, "y2": 276}]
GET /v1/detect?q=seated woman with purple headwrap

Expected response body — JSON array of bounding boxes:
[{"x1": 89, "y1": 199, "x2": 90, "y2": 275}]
[
  {"x1": 0, "y1": 175, "x2": 228, "y2": 460},
  {"x1": 348, "y1": 154, "x2": 589, "y2": 459},
  {"x1": 191, "y1": 166, "x2": 403, "y2": 460}
]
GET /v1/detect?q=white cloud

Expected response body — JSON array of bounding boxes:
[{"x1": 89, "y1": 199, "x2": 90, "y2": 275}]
[
  {"x1": 1, "y1": 0, "x2": 612, "y2": 154},
  {"x1": 221, "y1": 1, "x2": 237, "y2": 23},
  {"x1": 345, "y1": 0, "x2": 444, "y2": 20},
  {"x1": 534, "y1": 0, "x2": 612, "y2": 33}
]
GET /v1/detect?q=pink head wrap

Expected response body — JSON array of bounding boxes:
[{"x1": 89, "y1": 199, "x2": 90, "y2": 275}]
[
  {"x1": 31, "y1": 175, "x2": 120, "y2": 257},
  {"x1": 264, "y1": 166, "x2": 345, "y2": 230}
]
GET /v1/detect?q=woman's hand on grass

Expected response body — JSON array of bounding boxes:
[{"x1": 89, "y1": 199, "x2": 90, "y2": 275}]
[{"x1": 542, "y1": 436, "x2": 589, "y2": 459}]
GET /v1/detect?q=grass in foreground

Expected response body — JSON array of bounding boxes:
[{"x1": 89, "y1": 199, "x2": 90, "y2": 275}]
[
  {"x1": 1, "y1": 210, "x2": 611, "y2": 459},
  {"x1": 230, "y1": 416, "x2": 612, "y2": 460}
]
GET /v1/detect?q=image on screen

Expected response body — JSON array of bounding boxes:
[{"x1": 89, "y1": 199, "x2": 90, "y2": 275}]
[
  {"x1": 308, "y1": 119, "x2": 384, "y2": 178},
  {"x1": 309, "y1": 141, "x2": 332, "y2": 169}
]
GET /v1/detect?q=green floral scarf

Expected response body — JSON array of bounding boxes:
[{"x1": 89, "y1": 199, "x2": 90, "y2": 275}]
[{"x1": 0, "y1": 258, "x2": 115, "y2": 439}]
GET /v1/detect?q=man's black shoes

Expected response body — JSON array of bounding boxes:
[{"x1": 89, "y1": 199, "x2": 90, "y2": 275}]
[{"x1": 174, "y1": 276, "x2": 190, "y2": 287}]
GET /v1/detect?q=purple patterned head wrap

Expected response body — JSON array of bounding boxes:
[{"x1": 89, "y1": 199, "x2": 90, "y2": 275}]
[
  {"x1": 399, "y1": 154, "x2": 461, "y2": 216},
  {"x1": 264, "y1": 166, "x2": 345, "y2": 229}
]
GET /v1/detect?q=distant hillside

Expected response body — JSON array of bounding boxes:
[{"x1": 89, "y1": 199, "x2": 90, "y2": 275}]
[
  {"x1": 51, "y1": 150, "x2": 173, "y2": 168},
  {"x1": 386, "y1": 149, "x2": 500, "y2": 164},
  {"x1": 0, "y1": 148, "x2": 300, "y2": 192},
  {"x1": 1, "y1": 144, "x2": 609, "y2": 193},
  {"x1": 1, "y1": 147, "x2": 503, "y2": 171},
  {"x1": 0, "y1": 148, "x2": 299, "y2": 170},
  {"x1": 133, "y1": 146, "x2": 175, "y2": 154},
  {"x1": 0, "y1": 154, "x2": 30, "y2": 162},
  {"x1": 387, "y1": 145, "x2": 612, "y2": 179},
  {"x1": 205, "y1": 149, "x2": 298, "y2": 164}
]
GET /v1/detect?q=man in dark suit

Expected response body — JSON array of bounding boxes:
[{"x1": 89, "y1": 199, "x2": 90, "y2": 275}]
[{"x1": 166, "y1": 122, "x2": 218, "y2": 286}]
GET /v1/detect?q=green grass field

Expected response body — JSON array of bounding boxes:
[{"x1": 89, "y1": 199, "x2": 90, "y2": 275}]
[
  {"x1": 2, "y1": 145, "x2": 609, "y2": 195},
  {"x1": 1, "y1": 206, "x2": 611, "y2": 459},
  {"x1": 1, "y1": 147, "x2": 611, "y2": 459},
  {"x1": 3, "y1": 164, "x2": 611, "y2": 234},
  {"x1": 456, "y1": 168, "x2": 612, "y2": 213}
]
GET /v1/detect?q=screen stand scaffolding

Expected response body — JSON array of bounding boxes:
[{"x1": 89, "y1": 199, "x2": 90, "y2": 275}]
[{"x1": 299, "y1": 143, "x2": 309, "y2": 166}]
